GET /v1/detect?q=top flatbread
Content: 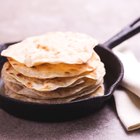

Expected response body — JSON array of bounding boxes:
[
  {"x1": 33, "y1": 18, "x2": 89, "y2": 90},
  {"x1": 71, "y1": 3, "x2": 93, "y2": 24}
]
[{"x1": 1, "y1": 32, "x2": 98, "y2": 67}]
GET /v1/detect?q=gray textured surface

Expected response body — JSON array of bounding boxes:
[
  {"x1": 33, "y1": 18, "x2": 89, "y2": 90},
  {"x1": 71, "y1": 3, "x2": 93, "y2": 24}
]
[{"x1": 0, "y1": 0, "x2": 140, "y2": 139}]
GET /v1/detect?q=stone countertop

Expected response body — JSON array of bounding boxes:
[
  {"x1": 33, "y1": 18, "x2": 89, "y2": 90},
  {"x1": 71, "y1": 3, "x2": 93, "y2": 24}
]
[{"x1": 0, "y1": 0, "x2": 140, "y2": 139}]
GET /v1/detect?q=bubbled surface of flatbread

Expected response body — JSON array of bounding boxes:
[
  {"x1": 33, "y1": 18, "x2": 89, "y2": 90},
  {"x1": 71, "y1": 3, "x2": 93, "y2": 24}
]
[
  {"x1": 8, "y1": 51, "x2": 100, "y2": 79},
  {"x1": 1, "y1": 32, "x2": 98, "y2": 67}
]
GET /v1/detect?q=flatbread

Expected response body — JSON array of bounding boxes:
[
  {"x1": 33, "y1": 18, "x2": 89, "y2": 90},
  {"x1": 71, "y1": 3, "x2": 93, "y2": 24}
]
[
  {"x1": 2, "y1": 65, "x2": 85, "y2": 88},
  {"x1": 1, "y1": 32, "x2": 98, "y2": 67},
  {"x1": 4, "y1": 84, "x2": 104, "y2": 104},
  {"x1": 8, "y1": 51, "x2": 100, "y2": 79},
  {"x1": 74, "y1": 84, "x2": 104, "y2": 101},
  {"x1": 2, "y1": 62, "x2": 105, "y2": 91},
  {"x1": 4, "y1": 77, "x2": 102, "y2": 99}
]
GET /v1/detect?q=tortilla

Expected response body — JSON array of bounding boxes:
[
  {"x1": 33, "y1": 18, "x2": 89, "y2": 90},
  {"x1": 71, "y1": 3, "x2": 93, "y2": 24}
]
[
  {"x1": 1, "y1": 32, "x2": 98, "y2": 67},
  {"x1": 2, "y1": 62, "x2": 105, "y2": 91},
  {"x1": 74, "y1": 84, "x2": 104, "y2": 101},
  {"x1": 4, "y1": 84, "x2": 104, "y2": 104},
  {"x1": 8, "y1": 51, "x2": 100, "y2": 79},
  {"x1": 4, "y1": 76, "x2": 102, "y2": 100}
]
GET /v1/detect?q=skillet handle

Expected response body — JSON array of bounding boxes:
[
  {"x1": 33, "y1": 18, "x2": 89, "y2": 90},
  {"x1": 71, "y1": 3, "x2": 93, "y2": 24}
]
[{"x1": 103, "y1": 17, "x2": 140, "y2": 49}]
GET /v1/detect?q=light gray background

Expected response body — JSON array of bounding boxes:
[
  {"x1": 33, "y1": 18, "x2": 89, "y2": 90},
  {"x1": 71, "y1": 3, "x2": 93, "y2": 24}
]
[{"x1": 0, "y1": 0, "x2": 140, "y2": 139}]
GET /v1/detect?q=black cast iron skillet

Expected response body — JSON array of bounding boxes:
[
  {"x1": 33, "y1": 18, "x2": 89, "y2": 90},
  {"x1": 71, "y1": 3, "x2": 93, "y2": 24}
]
[{"x1": 0, "y1": 17, "x2": 140, "y2": 122}]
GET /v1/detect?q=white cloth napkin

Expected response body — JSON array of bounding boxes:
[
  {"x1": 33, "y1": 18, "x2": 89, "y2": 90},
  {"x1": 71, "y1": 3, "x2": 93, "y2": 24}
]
[{"x1": 112, "y1": 47, "x2": 140, "y2": 131}]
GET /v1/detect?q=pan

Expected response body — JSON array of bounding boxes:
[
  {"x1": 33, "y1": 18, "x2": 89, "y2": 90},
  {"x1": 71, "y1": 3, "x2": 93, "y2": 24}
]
[{"x1": 0, "y1": 17, "x2": 140, "y2": 122}]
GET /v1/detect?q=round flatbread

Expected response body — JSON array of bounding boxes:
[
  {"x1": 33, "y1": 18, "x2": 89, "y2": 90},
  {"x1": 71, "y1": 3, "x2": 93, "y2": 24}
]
[
  {"x1": 2, "y1": 62, "x2": 105, "y2": 91},
  {"x1": 1, "y1": 32, "x2": 98, "y2": 67},
  {"x1": 8, "y1": 51, "x2": 100, "y2": 79},
  {"x1": 4, "y1": 79, "x2": 102, "y2": 99},
  {"x1": 4, "y1": 84, "x2": 104, "y2": 104}
]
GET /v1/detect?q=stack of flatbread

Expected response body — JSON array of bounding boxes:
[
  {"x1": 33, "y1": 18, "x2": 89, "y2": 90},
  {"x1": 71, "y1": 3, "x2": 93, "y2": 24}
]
[{"x1": 1, "y1": 32, "x2": 105, "y2": 104}]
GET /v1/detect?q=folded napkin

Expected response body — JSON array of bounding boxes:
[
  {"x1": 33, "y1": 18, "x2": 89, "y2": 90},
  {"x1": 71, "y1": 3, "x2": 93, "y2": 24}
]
[{"x1": 112, "y1": 46, "x2": 140, "y2": 131}]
